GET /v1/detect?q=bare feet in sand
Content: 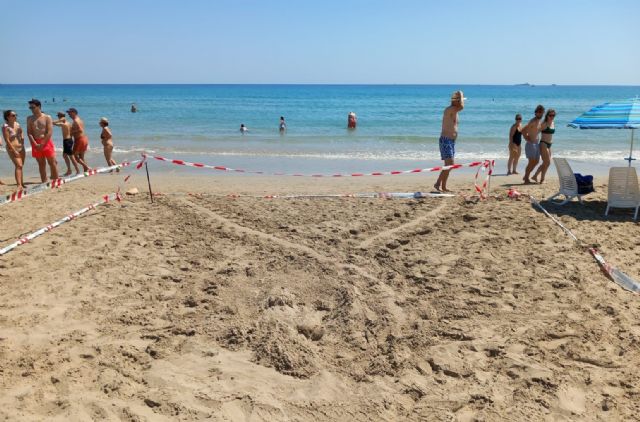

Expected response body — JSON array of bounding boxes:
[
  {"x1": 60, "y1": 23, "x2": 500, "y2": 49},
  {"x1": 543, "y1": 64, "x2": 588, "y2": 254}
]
[{"x1": 63, "y1": 171, "x2": 72, "y2": 177}]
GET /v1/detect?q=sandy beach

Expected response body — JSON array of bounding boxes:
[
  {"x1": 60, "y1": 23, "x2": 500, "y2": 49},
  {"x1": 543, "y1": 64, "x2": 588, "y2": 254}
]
[{"x1": 0, "y1": 168, "x2": 639, "y2": 421}]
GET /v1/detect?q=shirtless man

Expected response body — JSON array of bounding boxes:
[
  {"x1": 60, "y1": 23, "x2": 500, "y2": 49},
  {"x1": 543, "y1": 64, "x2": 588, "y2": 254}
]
[
  {"x1": 434, "y1": 90, "x2": 465, "y2": 192},
  {"x1": 53, "y1": 111, "x2": 80, "y2": 176},
  {"x1": 521, "y1": 105, "x2": 545, "y2": 184},
  {"x1": 27, "y1": 99, "x2": 59, "y2": 182},
  {"x1": 67, "y1": 108, "x2": 90, "y2": 172}
]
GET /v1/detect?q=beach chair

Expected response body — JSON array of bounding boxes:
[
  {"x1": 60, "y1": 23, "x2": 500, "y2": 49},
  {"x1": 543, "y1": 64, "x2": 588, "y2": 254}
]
[
  {"x1": 547, "y1": 158, "x2": 590, "y2": 205},
  {"x1": 605, "y1": 167, "x2": 640, "y2": 220}
]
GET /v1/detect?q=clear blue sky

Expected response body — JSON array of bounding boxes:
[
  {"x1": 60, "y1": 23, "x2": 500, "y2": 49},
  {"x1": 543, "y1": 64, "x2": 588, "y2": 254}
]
[{"x1": 1, "y1": 0, "x2": 638, "y2": 85}]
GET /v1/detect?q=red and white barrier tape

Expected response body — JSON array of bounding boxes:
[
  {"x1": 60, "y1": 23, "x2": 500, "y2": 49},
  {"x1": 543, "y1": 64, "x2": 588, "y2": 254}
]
[
  {"x1": 473, "y1": 160, "x2": 495, "y2": 199},
  {"x1": 0, "y1": 192, "x2": 122, "y2": 256},
  {"x1": 142, "y1": 153, "x2": 491, "y2": 178},
  {"x1": 185, "y1": 191, "x2": 457, "y2": 199},
  {"x1": 530, "y1": 195, "x2": 639, "y2": 293},
  {"x1": 0, "y1": 159, "x2": 142, "y2": 207}
]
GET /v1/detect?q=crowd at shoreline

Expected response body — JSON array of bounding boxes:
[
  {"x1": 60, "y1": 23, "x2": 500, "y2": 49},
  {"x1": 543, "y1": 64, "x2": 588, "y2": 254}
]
[
  {"x1": 1, "y1": 99, "x2": 116, "y2": 190},
  {"x1": 2, "y1": 93, "x2": 559, "y2": 193}
]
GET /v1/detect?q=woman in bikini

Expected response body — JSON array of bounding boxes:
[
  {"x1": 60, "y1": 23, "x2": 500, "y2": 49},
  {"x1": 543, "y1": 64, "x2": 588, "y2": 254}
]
[
  {"x1": 99, "y1": 117, "x2": 117, "y2": 167},
  {"x1": 2, "y1": 110, "x2": 26, "y2": 190},
  {"x1": 532, "y1": 109, "x2": 556, "y2": 184},
  {"x1": 507, "y1": 114, "x2": 523, "y2": 175}
]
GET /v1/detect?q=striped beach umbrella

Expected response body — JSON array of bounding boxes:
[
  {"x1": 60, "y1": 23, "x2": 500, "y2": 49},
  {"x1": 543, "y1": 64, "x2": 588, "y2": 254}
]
[{"x1": 569, "y1": 97, "x2": 640, "y2": 166}]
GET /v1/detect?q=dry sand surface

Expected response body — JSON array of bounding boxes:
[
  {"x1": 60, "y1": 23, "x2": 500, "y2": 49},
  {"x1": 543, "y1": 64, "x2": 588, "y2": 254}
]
[{"x1": 0, "y1": 171, "x2": 639, "y2": 421}]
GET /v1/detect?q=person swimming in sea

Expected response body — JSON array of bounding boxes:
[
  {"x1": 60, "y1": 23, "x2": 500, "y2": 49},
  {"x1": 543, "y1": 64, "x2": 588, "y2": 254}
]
[
  {"x1": 347, "y1": 112, "x2": 357, "y2": 129},
  {"x1": 279, "y1": 116, "x2": 286, "y2": 133},
  {"x1": 240, "y1": 123, "x2": 248, "y2": 134}
]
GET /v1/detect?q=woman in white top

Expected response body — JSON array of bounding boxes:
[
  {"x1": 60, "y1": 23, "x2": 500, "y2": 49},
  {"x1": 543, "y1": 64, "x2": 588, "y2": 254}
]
[{"x1": 2, "y1": 110, "x2": 26, "y2": 190}]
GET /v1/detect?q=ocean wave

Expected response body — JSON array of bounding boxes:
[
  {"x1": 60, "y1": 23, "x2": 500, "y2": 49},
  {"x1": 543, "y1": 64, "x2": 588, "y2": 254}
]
[{"x1": 106, "y1": 147, "x2": 633, "y2": 163}]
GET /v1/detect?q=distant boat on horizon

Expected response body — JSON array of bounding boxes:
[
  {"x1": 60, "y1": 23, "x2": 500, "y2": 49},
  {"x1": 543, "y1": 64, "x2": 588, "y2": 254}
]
[{"x1": 515, "y1": 83, "x2": 532, "y2": 87}]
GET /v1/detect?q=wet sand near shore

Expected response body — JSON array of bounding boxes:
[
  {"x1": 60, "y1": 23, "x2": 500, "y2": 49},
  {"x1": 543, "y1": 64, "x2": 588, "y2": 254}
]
[{"x1": 0, "y1": 172, "x2": 639, "y2": 421}]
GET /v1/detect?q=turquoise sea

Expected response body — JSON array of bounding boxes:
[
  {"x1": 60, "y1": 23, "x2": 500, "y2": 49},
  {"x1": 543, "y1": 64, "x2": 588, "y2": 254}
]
[{"x1": 1, "y1": 84, "x2": 639, "y2": 176}]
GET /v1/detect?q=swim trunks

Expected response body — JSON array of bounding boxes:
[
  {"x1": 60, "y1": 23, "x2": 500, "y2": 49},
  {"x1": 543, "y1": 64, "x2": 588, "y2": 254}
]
[
  {"x1": 31, "y1": 138, "x2": 56, "y2": 159},
  {"x1": 73, "y1": 135, "x2": 88, "y2": 154},
  {"x1": 439, "y1": 136, "x2": 456, "y2": 160},
  {"x1": 63, "y1": 138, "x2": 74, "y2": 155},
  {"x1": 525, "y1": 142, "x2": 540, "y2": 160}
]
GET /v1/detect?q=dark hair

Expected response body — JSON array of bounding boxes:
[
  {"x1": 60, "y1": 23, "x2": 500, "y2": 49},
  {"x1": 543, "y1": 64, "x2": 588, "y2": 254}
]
[
  {"x1": 535, "y1": 104, "x2": 545, "y2": 114},
  {"x1": 280, "y1": 116, "x2": 284, "y2": 120},
  {"x1": 544, "y1": 109, "x2": 556, "y2": 122},
  {"x1": 28, "y1": 98, "x2": 42, "y2": 108},
  {"x1": 515, "y1": 113, "x2": 522, "y2": 120},
  {"x1": 3, "y1": 110, "x2": 16, "y2": 121}
]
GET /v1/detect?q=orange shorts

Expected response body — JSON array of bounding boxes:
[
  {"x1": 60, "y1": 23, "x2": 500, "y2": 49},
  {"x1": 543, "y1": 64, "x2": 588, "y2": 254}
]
[
  {"x1": 31, "y1": 138, "x2": 56, "y2": 159},
  {"x1": 73, "y1": 136, "x2": 88, "y2": 154}
]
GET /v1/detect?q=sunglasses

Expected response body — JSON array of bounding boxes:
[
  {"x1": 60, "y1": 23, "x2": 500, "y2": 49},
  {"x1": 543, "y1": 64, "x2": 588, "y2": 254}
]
[
  {"x1": 9, "y1": 113, "x2": 17, "y2": 117},
  {"x1": 28, "y1": 106, "x2": 36, "y2": 110},
  {"x1": 516, "y1": 118, "x2": 522, "y2": 120},
  {"x1": 549, "y1": 114, "x2": 556, "y2": 117}
]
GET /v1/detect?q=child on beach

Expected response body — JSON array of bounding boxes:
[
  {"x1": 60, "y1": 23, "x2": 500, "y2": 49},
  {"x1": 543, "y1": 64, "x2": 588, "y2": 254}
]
[
  {"x1": 53, "y1": 111, "x2": 80, "y2": 176},
  {"x1": 240, "y1": 123, "x2": 248, "y2": 134},
  {"x1": 2, "y1": 110, "x2": 26, "y2": 190},
  {"x1": 434, "y1": 90, "x2": 464, "y2": 192},
  {"x1": 99, "y1": 117, "x2": 117, "y2": 168},
  {"x1": 507, "y1": 114, "x2": 523, "y2": 175}
]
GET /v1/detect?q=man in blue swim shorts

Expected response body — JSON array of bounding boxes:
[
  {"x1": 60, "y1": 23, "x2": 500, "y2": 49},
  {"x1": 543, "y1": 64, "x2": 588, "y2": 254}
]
[{"x1": 434, "y1": 90, "x2": 465, "y2": 192}]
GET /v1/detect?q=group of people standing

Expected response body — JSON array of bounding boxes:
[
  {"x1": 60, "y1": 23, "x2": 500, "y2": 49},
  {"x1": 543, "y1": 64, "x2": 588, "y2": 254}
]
[
  {"x1": 1, "y1": 99, "x2": 116, "y2": 191},
  {"x1": 507, "y1": 104, "x2": 556, "y2": 184}
]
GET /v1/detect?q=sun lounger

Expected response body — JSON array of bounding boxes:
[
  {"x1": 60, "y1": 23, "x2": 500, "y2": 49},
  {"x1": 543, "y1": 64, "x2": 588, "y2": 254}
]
[
  {"x1": 547, "y1": 158, "x2": 591, "y2": 205},
  {"x1": 605, "y1": 167, "x2": 640, "y2": 220}
]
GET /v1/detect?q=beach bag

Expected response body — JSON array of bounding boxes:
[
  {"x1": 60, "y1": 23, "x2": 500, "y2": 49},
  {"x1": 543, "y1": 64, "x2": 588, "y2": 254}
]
[{"x1": 574, "y1": 173, "x2": 594, "y2": 194}]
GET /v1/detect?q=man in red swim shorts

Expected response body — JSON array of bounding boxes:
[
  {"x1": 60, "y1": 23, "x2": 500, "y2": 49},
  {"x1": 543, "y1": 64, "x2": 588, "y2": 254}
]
[
  {"x1": 27, "y1": 98, "x2": 59, "y2": 182},
  {"x1": 67, "y1": 107, "x2": 90, "y2": 172}
]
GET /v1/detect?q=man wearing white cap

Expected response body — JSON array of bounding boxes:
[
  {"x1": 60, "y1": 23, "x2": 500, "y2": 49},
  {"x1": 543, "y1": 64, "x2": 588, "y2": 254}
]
[{"x1": 434, "y1": 90, "x2": 464, "y2": 192}]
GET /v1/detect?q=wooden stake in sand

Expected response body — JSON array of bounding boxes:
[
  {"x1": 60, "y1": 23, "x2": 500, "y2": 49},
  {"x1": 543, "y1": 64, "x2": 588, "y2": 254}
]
[{"x1": 145, "y1": 162, "x2": 154, "y2": 204}]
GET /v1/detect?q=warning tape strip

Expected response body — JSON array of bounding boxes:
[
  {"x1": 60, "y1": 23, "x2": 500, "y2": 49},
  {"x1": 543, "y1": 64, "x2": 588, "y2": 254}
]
[
  {"x1": 530, "y1": 195, "x2": 639, "y2": 293},
  {"x1": 0, "y1": 159, "x2": 142, "y2": 207},
  {"x1": 0, "y1": 192, "x2": 122, "y2": 256},
  {"x1": 176, "y1": 191, "x2": 458, "y2": 199},
  {"x1": 142, "y1": 153, "x2": 490, "y2": 178},
  {"x1": 474, "y1": 160, "x2": 495, "y2": 200}
]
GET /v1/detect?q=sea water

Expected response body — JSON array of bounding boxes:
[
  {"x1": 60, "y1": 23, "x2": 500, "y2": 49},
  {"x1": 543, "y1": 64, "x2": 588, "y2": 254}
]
[{"x1": 1, "y1": 84, "x2": 638, "y2": 176}]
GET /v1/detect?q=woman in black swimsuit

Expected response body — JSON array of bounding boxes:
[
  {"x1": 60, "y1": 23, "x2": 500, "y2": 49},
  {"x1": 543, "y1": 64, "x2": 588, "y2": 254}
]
[
  {"x1": 507, "y1": 114, "x2": 523, "y2": 175},
  {"x1": 532, "y1": 109, "x2": 555, "y2": 183}
]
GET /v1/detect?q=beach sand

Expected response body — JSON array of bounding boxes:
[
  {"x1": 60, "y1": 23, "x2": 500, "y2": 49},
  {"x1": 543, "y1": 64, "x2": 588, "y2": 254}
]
[{"x1": 0, "y1": 170, "x2": 639, "y2": 421}]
